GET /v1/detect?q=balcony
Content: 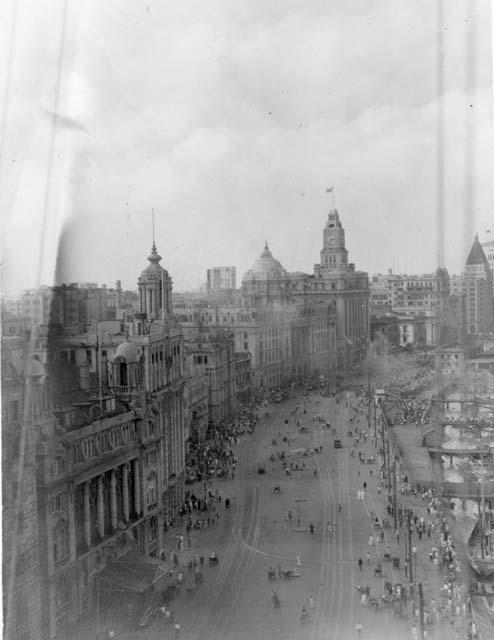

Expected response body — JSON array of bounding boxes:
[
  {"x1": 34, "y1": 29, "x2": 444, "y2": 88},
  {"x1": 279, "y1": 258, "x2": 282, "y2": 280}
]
[{"x1": 112, "y1": 385, "x2": 143, "y2": 395}]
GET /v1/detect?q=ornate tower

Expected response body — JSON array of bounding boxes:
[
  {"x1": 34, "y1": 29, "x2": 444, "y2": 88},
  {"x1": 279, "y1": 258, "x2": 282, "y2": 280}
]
[
  {"x1": 137, "y1": 242, "x2": 173, "y2": 319},
  {"x1": 320, "y1": 209, "x2": 348, "y2": 270}
]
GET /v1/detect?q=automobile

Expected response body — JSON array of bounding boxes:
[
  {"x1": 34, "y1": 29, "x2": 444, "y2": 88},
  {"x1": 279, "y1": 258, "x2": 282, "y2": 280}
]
[
  {"x1": 257, "y1": 463, "x2": 266, "y2": 474},
  {"x1": 334, "y1": 439, "x2": 342, "y2": 449}
]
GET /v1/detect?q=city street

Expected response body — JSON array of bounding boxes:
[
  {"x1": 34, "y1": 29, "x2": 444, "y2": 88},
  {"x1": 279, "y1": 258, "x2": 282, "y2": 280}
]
[{"x1": 123, "y1": 389, "x2": 435, "y2": 640}]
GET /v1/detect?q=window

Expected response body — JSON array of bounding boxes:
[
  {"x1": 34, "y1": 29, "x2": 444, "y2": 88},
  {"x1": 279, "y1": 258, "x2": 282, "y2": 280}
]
[
  {"x1": 146, "y1": 448, "x2": 157, "y2": 466},
  {"x1": 149, "y1": 516, "x2": 158, "y2": 542},
  {"x1": 50, "y1": 493, "x2": 67, "y2": 513},
  {"x1": 53, "y1": 519, "x2": 70, "y2": 562},
  {"x1": 146, "y1": 472, "x2": 157, "y2": 506},
  {"x1": 52, "y1": 456, "x2": 65, "y2": 476}
]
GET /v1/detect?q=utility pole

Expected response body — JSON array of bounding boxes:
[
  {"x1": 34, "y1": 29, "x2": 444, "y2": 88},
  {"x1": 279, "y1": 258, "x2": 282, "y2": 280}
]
[
  {"x1": 407, "y1": 511, "x2": 413, "y2": 596},
  {"x1": 393, "y1": 459, "x2": 398, "y2": 529},
  {"x1": 418, "y1": 583, "x2": 425, "y2": 640},
  {"x1": 373, "y1": 397, "x2": 377, "y2": 444},
  {"x1": 367, "y1": 373, "x2": 371, "y2": 434},
  {"x1": 381, "y1": 413, "x2": 387, "y2": 486}
]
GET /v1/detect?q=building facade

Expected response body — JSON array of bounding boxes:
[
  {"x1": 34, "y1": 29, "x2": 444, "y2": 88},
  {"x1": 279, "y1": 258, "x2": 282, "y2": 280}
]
[
  {"x1": 464, "y1": 234, "x2": 494, "y2": 335},
  {"x1": 2, "y1": 338, "x2": 45, "y2": 640},
  {"x1": 206, "y1": 266, "x2": 236, "y2": 295},
  {"x1": 17, "y1": 243, "x2": 187, "y2": 638}
]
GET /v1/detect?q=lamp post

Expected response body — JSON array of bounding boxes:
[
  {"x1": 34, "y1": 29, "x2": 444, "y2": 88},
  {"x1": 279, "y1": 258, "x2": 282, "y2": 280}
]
[{"x1": 393, "y1": 459, "x2": 398, "y2": 530}]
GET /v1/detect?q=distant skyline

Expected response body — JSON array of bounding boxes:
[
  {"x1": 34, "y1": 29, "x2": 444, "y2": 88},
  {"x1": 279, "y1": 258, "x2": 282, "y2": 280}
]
[{"x1": 2, "y1": 1, "x2": 493, "y2": 294}]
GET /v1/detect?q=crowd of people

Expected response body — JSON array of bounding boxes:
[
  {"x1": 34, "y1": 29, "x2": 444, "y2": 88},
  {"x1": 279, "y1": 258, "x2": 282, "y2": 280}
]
[{"x1": 184, "y1": 402, "x2": 259, "y2": 484}]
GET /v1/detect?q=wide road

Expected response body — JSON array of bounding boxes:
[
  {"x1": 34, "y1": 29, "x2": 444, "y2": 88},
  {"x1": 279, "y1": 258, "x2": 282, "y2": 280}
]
[{"x1": 163, "y1": 391, "x2": 415, "y2": 640}]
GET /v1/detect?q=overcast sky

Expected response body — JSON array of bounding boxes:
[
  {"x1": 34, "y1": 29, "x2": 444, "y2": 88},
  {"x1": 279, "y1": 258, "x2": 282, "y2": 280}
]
[{"x1": 1, "y1": 0, "x2": 493, "y2": 294}]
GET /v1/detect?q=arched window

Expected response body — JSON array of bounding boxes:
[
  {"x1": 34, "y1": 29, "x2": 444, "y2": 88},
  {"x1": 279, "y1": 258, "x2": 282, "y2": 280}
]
[
  {"x1": 53, "y1": 519, "x2": 70, "y2": 562},
  {"x1": 146, "y1": 472, "x2": 157, "y2": 507}
]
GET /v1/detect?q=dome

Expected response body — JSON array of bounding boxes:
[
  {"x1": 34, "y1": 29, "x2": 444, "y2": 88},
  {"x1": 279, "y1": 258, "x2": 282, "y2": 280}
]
[
  {"x1": 113, "y1": 341, "x2": 141, "y2": 363},
  {"x1": 25, "y1": 358, "x2": 46, "y2": 380},
  {"x1": 140, "y1": 242, "x2": 168, "y2": 279},
  {"x1": 242, "y1": 242, "x2": 287, "y2": 282}
]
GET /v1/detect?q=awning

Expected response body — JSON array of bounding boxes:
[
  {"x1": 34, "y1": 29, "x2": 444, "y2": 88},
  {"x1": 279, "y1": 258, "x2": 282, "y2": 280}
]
[{"x1": 95, "y1": 551, "x2": 174, "y2": 593}]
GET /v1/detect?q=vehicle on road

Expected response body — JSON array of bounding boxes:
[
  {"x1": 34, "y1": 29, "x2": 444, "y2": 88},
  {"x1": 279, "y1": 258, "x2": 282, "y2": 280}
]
[
  {"x1": 334, "y1": 439, "x2": 342, "y2": 449},
  {"x1": 257, "y1": 463, "x2": 266, "y2": 474}
]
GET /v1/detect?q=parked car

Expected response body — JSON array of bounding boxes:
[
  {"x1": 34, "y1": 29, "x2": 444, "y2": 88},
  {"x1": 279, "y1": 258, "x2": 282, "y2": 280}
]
[{"x1": 334, "y1": 439, "x2": 342, "y2": 449}]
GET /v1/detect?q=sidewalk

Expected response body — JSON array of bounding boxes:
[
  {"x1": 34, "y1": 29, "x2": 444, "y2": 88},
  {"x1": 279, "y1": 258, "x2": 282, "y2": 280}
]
[{"x1": 349, "y1": 399, "x2": 472, "y2": 640}]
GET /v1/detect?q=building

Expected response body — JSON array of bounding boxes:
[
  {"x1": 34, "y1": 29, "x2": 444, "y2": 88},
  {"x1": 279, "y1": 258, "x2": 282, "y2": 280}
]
[
  {"x1": 370, "y1": 313, "x2": 427, "y2": 353},
  {"x1": 183, "y1": 327, "x2": 236, "y2": 424},
  {"x1": 176, "y1": 207, "x2": 367, "y2": 390},
  {"x1": 482, "y1": 239, "x2": 494, "y2": 296},
  {"x1": 370, "y1": 268, "x2": 460, "y2": 346},
  {"x1": 464, "y1": 234, "x2": 494, "y2": 335},
  {"x1": 2, "y1": 337, "x2": 45, "y2": 640},
  {"x1": 26, "y1": 242, "x2": 187, "y2": 638},
  {"x1": 311, "y1": 208, "x2": 370, "y2": 369},
  {"x1": 206, "y1": 266, "x2": 236, "y2": 294}
]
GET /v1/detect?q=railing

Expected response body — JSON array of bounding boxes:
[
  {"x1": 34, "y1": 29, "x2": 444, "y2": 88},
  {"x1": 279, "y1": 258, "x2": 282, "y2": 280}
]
[
  {"x1": 442, "y1": 480, "x2": 494, "y2": 498},
  {"x1": 112, "y1": 385, "x2": 142, "y2": 394}
]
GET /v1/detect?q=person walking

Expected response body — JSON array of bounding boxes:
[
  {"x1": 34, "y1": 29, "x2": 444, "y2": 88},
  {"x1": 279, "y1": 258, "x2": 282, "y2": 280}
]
[
  {"x1": 355, "y1": 622, "x2": 363, "y2": 638},
  {"x1": 366, "y1": 551, "x2": 370, "y2": 565},
  {"x1": 358, "y1": 557, "x2": 363, "y2": 571}
]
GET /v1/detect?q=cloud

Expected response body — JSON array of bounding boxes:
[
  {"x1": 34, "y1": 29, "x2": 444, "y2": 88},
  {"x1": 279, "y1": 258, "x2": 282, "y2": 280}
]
[{"x1": 1, "y1": 0, "x2": 493, "y2": 294}]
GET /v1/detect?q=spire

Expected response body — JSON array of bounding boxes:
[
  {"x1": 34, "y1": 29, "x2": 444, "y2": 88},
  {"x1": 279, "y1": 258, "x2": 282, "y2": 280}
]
[
  {"x1": 261, "y1": 241, "x2": 272, "y2": 258},
  {"x1": 466, "y1": 233, "x2": 488, "y2": 266},
  {"x1": 147, "y1": 242, "x2": 162, "y2": 264}
]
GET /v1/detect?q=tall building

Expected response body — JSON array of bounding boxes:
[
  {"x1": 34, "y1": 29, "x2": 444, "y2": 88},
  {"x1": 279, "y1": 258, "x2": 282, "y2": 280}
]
[
  {"x1": 206, "y1": 266, "x2": 236, "y2": 294},
  {"x1": 2, "y1": 338, "x2": 44, "y2": 640},
  {"x1": 464, "y1": 234, "x2": 494, "y2": 335},
  {"x1": 370, "y1": 268, "x2": 460, "y2": 345},
  {"x1": 176, "y1": 206, "x2": 368, "y2": 390},
  {"x1": 26, "y1": 242, "x2": 186, "y2": 638},
  {"x1": 311, "y1": 209, "x2": 370, "y2": 369},
  {"x1": 482, "y1": 239, "x2": 494, "y2": 296}
]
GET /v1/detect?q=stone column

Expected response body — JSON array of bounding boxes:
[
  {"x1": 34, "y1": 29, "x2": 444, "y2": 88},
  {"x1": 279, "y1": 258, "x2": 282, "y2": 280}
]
[
  {"x1": 97, "y1": 475, "x2": 105, "y2": 537},
  {"x1": 133, "y1": 459, "x2": 141, "y2": 516},
  {"x1": 122, "y1": 464, "x2": 129, "y2": 521},
  {"x1": 110, "y1": 469, "x2": 117, "y2": 530},
  {"x1": 83, "y1": 481, "x2": 91, "y2": 546}
]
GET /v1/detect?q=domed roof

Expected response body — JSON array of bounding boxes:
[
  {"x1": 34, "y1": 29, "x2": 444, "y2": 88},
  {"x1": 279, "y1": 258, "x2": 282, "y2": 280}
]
[
  {"x1": 113, "y1": 341, "x2": 141, "y2": 363},
  {"x1": 140, "y1": 242, "x2": 168, "y2": 279},
  {"x1": 25, "y1": 358, "x2": 46, "y2": 380},
  {"x1": 242, "y1": 242, "x2": 287, "y2": 282}
]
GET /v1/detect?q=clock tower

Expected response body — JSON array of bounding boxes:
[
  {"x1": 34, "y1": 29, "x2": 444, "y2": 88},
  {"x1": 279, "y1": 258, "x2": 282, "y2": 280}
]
[{"x1": 320, "y1": 209, "x2": 348, "y2": 270}]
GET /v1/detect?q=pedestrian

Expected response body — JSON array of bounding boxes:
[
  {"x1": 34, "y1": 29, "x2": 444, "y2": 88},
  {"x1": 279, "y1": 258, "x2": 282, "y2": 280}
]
[
  {"x1": 355, "y1": 622, "x2": 363, "y2": 638},
  {"x1": 366, "y1": 551, "x2": 370, "y2": 565},
  {"x1": 174, "y1": 622, "x2": 181, "y2": 638},
  {"x1": 358, "y1": 557, "x2": 363, "y2": 571},
  {"x1": 310, "y1": 523, "x2": 314, "y2": 535},
  {"x1": 308, "y1": 594, "x2": 314, "y2": 610},
  {"x1": 296, "y1": 555, "x2": 301, "y2": 567}
]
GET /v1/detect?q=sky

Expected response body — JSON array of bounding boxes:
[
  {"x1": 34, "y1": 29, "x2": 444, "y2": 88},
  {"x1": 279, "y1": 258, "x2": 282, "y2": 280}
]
[{"x1": 1, "y1": 0, "x2": 493, "y2": 294}]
